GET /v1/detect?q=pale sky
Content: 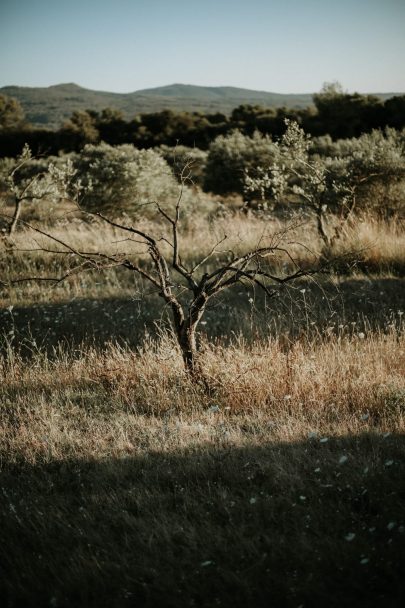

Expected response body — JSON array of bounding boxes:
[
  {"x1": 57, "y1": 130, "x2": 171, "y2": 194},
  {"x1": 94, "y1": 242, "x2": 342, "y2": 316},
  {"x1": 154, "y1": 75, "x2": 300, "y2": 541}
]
[{"x1": 0, "y1": 0, "x2": 404, "y2": 93}]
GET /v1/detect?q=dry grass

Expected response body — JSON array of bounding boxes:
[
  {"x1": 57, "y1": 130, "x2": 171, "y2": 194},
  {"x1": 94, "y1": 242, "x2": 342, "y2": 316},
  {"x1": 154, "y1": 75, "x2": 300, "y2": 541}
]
[
  {"x1": 330, "y1": 216, "x2": 405, "y2": 272},
  {"x1": 1, "y1": 208, "x2": 405, "y2": 606},
  {"x1": 1, "y1": 331, "x2": 404, "y2": 460},
  {"x1": 4, "y1": 211, "x2": 306, "y2": 261},
  {"x1": 0, "y1": 332, "x2": 404, "y2": 607},
  {"x1": 11, "y1": 212, "x2": 403, "y2": 268},
  {"x1": 1, "y1": 212, "x2": 404, "y2": 307}
]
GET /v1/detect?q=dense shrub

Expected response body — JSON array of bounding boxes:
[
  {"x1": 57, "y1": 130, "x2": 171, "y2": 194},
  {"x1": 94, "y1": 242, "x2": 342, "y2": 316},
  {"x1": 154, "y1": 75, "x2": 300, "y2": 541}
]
[
  {"x1": 204, "y1": 130, "x2": 277, "y2": 196},
  {"x1": 73, "y1": 143, "x2": 183, "y2": 218},
  {"x1": 157, "y1": 145, "x2": 208, "y2": 186},
  {"x1": 311, "y1": 128, "x2": 405, "y2": 216},
  {"x1": 244, "y1": 122, "x2": 405, "y2": 221}
]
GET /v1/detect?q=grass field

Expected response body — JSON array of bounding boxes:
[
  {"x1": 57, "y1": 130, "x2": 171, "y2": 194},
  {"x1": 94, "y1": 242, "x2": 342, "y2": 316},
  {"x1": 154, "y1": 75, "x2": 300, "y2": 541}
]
[{"x1": 0, "y1": 210, "x2": 404, "y2": 607}]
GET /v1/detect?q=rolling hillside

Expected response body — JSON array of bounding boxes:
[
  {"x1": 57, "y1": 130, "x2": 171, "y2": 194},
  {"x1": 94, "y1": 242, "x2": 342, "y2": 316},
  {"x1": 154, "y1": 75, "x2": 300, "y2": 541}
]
[
  {"x1": 1, "y1": 82, "x2": 399, "y2": 130},
  {"x1": 0, "y1": 82, "x2": 315, "y2": 129},
  {"x1": 1, "y1": 82, "x2": 318, "y2": 128}
]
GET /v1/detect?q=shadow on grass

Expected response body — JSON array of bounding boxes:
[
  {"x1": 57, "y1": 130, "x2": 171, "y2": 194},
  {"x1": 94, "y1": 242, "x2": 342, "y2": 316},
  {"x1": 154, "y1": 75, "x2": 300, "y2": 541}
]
[
  {"x1": 0, "y1": 277, "x2": 404, "y2": 356},
  {"x1": 0, "y1": 432, "x2": 404, "y2": 608}
]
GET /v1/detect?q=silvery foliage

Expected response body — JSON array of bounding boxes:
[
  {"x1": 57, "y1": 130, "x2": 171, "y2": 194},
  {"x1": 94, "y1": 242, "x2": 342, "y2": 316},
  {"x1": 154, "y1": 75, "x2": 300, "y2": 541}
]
[
  {"x1": 1, "y1": 144, "x2": 79, "y2": 205},
  {"x1": 244, "y1": 120, "x2": 405, "y2": 216},
  {"x1": 244, "y1": 120, "x2": 354, "y2": 215},
  {"x1": 204, "y1": 130, "x2": 277, "y2": 195},
  {"x1": 73, "y1": 142, "x2": 186, "y2": 218},
  {"x1": 328, "y1": 129, "x2": 405, "y2": 214},
  {"x1": 312, "y1": 128, "x2": 405, "y2": 161},
  {"x1": 158, "y1": 144, "x2": 208, "y2": 167}
]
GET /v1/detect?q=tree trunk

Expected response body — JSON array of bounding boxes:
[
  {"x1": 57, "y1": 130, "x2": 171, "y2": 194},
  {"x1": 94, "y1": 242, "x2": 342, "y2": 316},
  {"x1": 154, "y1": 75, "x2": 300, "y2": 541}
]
[
  {"x1": 8, "y1": 199, "x2": 22, "y2": 236},
  {"x1": 316, "y1": 204, "x2": 331, "y2": 250},
  {"x1": 177, "y1": 320, "x2": 216, "y2": 395},
  {"x1": 169, "y1": 294, "x2": 207, "y2": 382},
  {"x1": 178, "y1": 321, "x2": 198, "y2": 376}
]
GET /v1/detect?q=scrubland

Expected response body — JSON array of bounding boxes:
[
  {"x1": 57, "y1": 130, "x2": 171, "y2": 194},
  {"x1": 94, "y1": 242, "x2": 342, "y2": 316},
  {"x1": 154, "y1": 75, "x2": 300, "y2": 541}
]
[{"x1": 0, "y1": 201, "x2": 404, "y2": 607}]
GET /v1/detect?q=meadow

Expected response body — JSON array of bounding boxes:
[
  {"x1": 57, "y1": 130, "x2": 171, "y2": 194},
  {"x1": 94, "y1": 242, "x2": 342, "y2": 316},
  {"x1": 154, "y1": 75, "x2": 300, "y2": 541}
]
[{"x1": 0, "y1": 131, "x2": 405, "y2": 607}]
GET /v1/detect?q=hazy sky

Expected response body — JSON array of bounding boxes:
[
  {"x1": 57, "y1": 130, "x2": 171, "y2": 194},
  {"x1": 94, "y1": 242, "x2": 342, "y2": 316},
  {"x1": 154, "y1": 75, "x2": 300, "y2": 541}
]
[{"x1": 1, "y1": 0, "x2": 404, "y2": 93}]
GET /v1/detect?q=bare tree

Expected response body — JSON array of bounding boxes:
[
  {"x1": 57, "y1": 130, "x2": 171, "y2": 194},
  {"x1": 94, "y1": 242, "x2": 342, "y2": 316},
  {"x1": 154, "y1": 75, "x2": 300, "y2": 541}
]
[{"x1": 2, "y1": 157, "x2": 323, "y2": 381}]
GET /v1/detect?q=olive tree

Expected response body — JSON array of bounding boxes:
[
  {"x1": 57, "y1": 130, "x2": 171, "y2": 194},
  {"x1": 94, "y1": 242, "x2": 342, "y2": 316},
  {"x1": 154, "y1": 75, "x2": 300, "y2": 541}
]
[
  {"x1": 244, "y1": 120, "x2": 346, "y2": 248},
  {"x1": 0, "y1": 145, "x2": 77, "y2": 236},
  {"x1": 244, "y1": 120, "x2": 405, "y2": 251}
]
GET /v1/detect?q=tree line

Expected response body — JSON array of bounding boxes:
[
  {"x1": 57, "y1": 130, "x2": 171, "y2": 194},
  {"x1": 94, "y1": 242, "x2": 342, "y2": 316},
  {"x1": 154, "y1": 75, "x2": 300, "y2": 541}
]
[{"x1": 1, "y1": 83, "x2": 405, "y2": 157}]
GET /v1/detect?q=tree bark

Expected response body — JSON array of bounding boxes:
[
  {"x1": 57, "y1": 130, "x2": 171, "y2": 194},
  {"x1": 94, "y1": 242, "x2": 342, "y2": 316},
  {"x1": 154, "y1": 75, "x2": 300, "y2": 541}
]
[
  {"x1": 316, "y1": 203, "x2": 331, "y2": 250},
  {"x1": 178, "y1": 321, "x2": 198, "y2": 376},
  {"x1": 8, "y1": 199, "x2": 22, "y2": 236}
]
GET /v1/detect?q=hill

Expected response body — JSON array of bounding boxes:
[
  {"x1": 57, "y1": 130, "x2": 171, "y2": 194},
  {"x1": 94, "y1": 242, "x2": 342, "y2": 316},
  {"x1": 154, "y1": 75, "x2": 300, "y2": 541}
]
[
  {"x1": 0, "y1": 82, "x2": 400, "y2": 130},
  {"x1": 0, "y1": 82, "x2": 320, "y2": 128}
]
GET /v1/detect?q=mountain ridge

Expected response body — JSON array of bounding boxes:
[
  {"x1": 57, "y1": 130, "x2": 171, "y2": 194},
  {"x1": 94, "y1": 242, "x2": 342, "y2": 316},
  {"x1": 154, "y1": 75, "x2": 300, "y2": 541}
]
[{"x1": 0, "y1": 82, "x2": 400, "y2": 129}]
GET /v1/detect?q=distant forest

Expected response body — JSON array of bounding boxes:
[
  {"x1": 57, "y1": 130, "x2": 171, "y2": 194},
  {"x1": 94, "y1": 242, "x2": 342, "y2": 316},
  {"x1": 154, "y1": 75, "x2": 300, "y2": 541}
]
[{"x1": 1, "y1": 83, "x2": 404, "y2": 157}]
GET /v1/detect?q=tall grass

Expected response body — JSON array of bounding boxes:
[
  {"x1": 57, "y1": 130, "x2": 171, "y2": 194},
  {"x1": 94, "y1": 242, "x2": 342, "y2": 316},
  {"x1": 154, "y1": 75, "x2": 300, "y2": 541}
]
[
  {"x1": 330, "y1": 215, "x2": 405, "y2": 272},
  {"x1": 0, "y1": 207, "x2": 404, "y2": 606},
  {"x1": 1, "y1": 213, "x2": 404, "y2": 307},
  {"x1": 1, "y1": 330, "x2": 404, "y2": 460},
  {"x1": 0, "y1": 331, "x2": 404, "y2": 607}
]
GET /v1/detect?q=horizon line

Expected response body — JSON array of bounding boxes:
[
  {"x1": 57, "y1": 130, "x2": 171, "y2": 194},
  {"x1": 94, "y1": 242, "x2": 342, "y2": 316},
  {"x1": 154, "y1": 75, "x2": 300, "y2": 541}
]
[{"x1": 1, "y1": 81, "x2": 403, "y2": 97}]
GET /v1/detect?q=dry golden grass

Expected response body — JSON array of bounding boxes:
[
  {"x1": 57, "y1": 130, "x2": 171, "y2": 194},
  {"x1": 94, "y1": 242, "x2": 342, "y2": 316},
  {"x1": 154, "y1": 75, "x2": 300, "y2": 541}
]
[
  {"x1": 1, "y1": 207, "x2": 405, "y2": 607},
  {"x1": 1, "y1": 331, "x2": 404, "y2": 463},
  {"x1": 0, "y1": 332, "x2": 404, "y2": 607},
  {"x1": 5, "y1": 210, "x2": 303, "y2": 258},
  {"x1": 1, "y1": 212, "x2": 404, "y2": 307},
  {"x1": 330, "y1": 216, "x2": 405, "y2": 271}
]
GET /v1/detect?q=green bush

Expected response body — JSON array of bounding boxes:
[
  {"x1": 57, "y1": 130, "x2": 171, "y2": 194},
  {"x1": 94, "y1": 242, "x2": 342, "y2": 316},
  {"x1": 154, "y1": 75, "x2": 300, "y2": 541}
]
[
  {"x1": 311, "y1": 129, "x2": 405, "y2": 216},
  {"x1": 204, "y1": 130, "x2": 276, "y2": 196},
  {"x1": 74, "y1": 143, "x2": 182, "y2": 218},
  {"x1": 157, "y1": 145, "x2": 208, "y2": 186},
  {"x1": 244, "y1": 122, "x2": 405, "y2": 220}
]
